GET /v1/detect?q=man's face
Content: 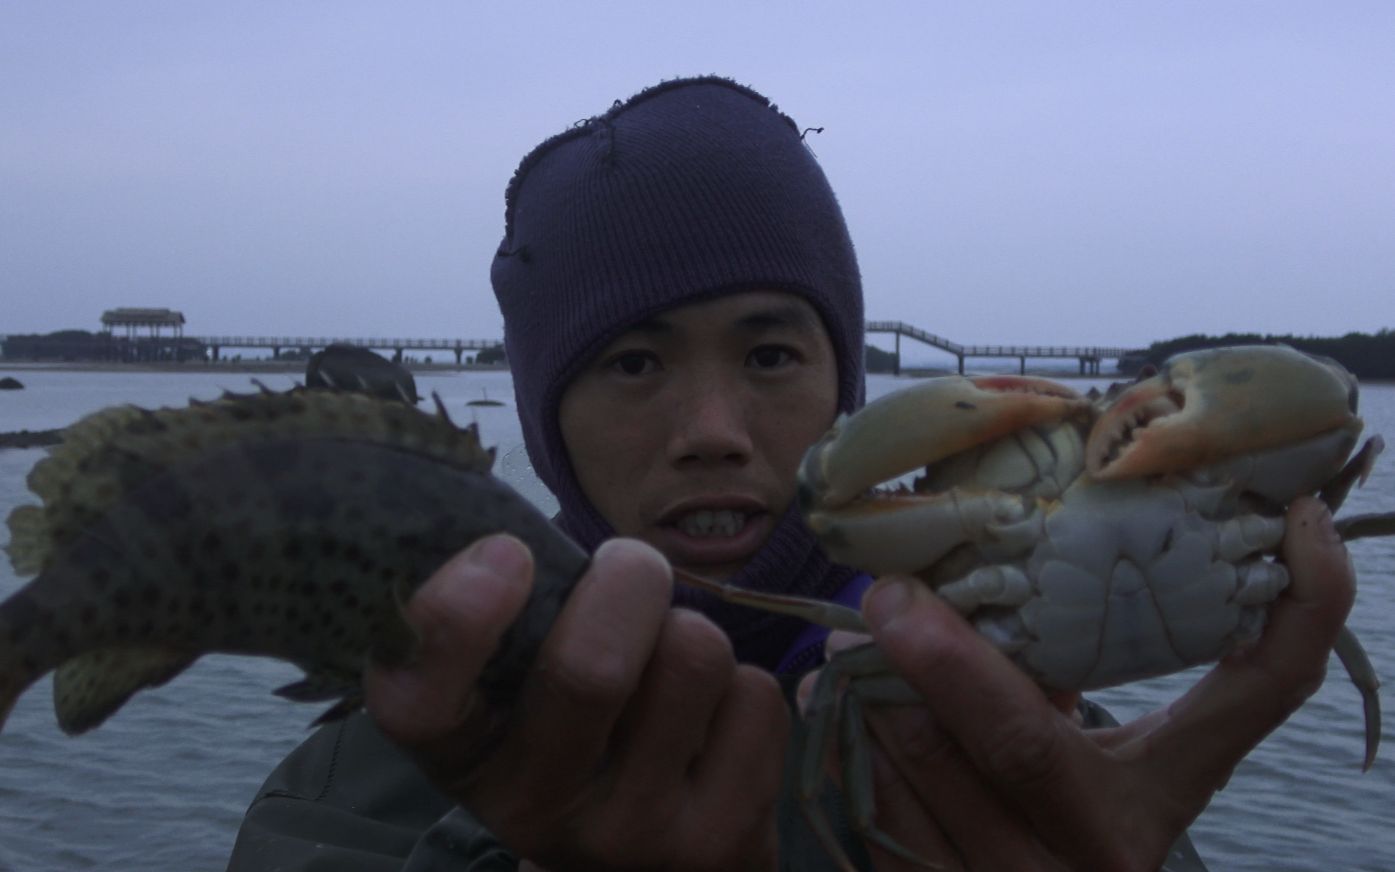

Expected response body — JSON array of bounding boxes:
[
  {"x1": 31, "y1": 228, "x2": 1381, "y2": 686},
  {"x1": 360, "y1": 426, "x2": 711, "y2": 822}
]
[{"x1": 558, "y1": 291, "x2": 841, "y2": 580}]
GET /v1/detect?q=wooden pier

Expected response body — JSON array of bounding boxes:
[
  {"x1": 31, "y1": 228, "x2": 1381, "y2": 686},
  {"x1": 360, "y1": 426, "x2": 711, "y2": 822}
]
[
  {"x1": 866, "y1": 321, "x2": 1139, "y2": 375},
  {"x1": 198, "y1": 336, "x2": 499, "y2": 365},
  {"x1": 3, "y1": 322, "x2": 1144, "y2": 373}
]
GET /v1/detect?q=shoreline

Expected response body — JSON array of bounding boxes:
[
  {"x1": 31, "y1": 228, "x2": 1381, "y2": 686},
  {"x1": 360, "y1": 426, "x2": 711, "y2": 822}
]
[
  {"x1": 0, "y1": 360, "x2": 508, "y2": 375},
  {"x1": 4, "y1": 361, "x2": 1390, "y2": 385},
  {"x1": 6, "y1": 361, "x2": 1110, "y2": 380}
]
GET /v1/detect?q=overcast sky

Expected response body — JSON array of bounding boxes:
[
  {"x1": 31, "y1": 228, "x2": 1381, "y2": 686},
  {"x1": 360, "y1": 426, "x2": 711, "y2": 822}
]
[{"x1": 2, "y1": 2, "x2": 1391, "y2": 360}]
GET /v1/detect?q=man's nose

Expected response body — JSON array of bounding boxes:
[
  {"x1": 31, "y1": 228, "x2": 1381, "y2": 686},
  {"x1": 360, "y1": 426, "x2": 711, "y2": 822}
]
[{"x1": 670, "y1": 382, "x2": 754, "y2": 465}]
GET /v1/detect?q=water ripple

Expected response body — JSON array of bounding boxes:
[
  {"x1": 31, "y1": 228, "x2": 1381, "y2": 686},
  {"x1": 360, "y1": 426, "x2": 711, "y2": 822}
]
[{"x1": 2, "y1": 372, "x2": 1394, "y2": 871}]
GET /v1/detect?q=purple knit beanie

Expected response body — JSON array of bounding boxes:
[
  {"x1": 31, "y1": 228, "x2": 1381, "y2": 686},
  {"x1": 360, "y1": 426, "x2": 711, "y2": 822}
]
[{"x1": 491, "y1": 76, "x2": 864, "y2": 663}]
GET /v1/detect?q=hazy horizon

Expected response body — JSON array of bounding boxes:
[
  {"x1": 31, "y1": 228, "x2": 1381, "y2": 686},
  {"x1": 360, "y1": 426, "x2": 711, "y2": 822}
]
[{"x1": 3, "y1": 3, "x2": 1391, "y2": 367}]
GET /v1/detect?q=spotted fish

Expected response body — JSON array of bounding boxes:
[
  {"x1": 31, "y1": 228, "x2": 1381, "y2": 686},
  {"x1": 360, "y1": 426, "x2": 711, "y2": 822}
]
[{"x1": 0, "y1": 388, "x2": 588, "y2": 734}]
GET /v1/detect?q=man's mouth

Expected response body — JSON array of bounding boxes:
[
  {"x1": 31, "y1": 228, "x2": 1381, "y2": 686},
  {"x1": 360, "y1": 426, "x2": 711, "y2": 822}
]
[
  {"x1": 652, "y1": 497, "x2": 772, "y2": 571},
  {"x1": 676, "y1": 509, "x2": 750, "y2": 539}
]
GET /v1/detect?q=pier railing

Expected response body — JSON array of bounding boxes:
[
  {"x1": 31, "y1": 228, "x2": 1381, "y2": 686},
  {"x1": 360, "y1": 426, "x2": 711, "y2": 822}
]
[
  {"x1": 196, "y1": 336, "x2": 499, "y2": 351},
  {"x1": 866, "y1": 321, "x2": 1141, "y2": 374},
  {"x1": 3, "y1": 325, "x2": 1144, "y2": 374}
]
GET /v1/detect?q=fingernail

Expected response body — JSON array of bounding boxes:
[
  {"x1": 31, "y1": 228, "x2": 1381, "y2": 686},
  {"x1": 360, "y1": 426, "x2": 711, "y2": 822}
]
[
  {"x1": 1314, "y1": 505, "x2": 1342, "y2": 545},
  {"x1": 864, "y1": 577, "x2": 913, "y2": 629},
  {"x1": 595, "y1": 536, "x2": 666, "y2": 565},
  {"x1": 1295, "y1": 498, "x2": 1342, "y2": 545},
  {"x1": 465, "y1": 534, "x2": 529, "y2": 577}
]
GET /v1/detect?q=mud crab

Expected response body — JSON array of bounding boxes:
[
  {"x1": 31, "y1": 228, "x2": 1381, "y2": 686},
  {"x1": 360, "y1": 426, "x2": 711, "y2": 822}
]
[{"x1": 681, "y1": 344, "x2": 1395, "y2": 869}]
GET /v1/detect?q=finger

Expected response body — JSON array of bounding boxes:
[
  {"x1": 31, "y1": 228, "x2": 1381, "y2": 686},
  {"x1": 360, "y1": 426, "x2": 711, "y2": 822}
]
[
  {"x1": 607, "y1": 608, "x2": 736, "y2": 794},
  {"x1": 1143, "y1": 497, "x2": 1356, "y2": 785},
  {"x1": 864, "y1": 703, "x2": 1060, "y2": 871},
  {"x1": 861, "y1": 577, "x2": 1113, "y2": 838},
  {"x1": 365, "y1": 534, "x2": 535, "y2": 745},
  {"x1": 1047, "y1": 691, "x2": 1082, "y2": 718},
  {"x1": 684, "y1": 665, "x2": 789, "y2": 868},
  {"x1": 857, "y1": 706, "x2": 962, "y2": 871},
  {"x1": 1255, "y1": 495, "x2": 1355, "y2": 685},
  {"x1": 826, "y1": 628, "x2": 873, "y2": 655},
  {"x1": 467, "y1": 538, "x2": 674, "y2": 812}
]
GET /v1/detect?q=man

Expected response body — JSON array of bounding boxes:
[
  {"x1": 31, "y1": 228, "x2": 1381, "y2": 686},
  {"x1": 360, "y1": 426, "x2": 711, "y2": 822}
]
[{"x1": 228, "y1": 76, "x2": 1355, "y2": 871}]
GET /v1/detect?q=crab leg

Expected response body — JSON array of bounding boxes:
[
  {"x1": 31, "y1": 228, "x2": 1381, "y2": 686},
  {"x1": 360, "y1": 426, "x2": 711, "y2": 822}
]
[
  {"x1": 672, "y1": 568, "x2": 867, "y2": 633},
  {"x1": 1087, "y1": 346, "x2": 1362, "y2": 481},
  {"x1": 1333, "y1": 627, "x2": 1382, "y2": 771}
]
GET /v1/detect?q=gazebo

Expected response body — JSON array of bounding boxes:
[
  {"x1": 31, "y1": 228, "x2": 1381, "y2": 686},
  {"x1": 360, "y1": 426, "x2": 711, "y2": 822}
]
[{"x1": 100, "y1": 307, "x2": 186, "y2": 339}]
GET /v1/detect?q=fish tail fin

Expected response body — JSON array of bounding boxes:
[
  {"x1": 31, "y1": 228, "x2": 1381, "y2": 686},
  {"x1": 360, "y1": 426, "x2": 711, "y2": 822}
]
[
  {"x1": 0, "y1": 681, "x2": 17, "y2": 734},
  {"x1": 0, "y1": 585, "x2": 59, "y2": 735},
  {"x1": 0, "y1": 647, "x2": 35, "y2": 736}
]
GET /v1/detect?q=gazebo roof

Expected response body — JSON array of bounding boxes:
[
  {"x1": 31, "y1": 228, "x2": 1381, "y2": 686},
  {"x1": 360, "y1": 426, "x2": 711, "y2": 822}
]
[{"x1": 100, "y1": 308, "x2": 186, "y2": 328}]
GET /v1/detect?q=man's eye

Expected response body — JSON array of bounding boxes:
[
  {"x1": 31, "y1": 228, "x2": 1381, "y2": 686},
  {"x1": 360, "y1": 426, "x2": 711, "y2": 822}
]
[
  {"x1": 609, "y1": 351, "x2": 658, "y2": 376},
  {"x1": 748, "y1": 345, "x2": 794, "y2": 369}
]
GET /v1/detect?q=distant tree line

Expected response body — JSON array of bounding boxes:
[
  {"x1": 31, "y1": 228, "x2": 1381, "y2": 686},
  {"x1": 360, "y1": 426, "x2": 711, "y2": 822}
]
[
  {"x1": 865, "y1": 344, "x2": 898, "y2": 374},
  {"x1": 1122, "y1": 328, "x2": 1395, "y2": 380},
  {"x1": 475, "y1": 344, "x2": 507, "y2": 365},
  {"x1": 1, "y1": 329, "x2": 207, "y2": 362}
]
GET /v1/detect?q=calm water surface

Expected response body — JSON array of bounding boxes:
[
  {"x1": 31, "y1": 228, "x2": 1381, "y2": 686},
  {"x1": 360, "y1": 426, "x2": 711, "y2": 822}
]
[{"x1": 1, "y1": 367, "x2": 1392, "y2": 871}]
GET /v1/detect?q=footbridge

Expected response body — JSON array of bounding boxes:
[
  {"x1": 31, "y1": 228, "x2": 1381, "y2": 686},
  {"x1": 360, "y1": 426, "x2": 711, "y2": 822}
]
[
  {"x1": 866, "y1": 321, "x2": 1139, "y2": 376},
  {"x1": 3, "y1": 324, "x2": 1138, "y2": 373},
  {"x1": 197, "y1": 336, "x2": 500, "y2": 365}
]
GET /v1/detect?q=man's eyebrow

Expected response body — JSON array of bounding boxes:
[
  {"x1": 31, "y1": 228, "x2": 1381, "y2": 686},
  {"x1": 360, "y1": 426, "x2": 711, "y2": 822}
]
[
  {"x1": 612, "y1": 303, "x2": 822, "y2": 339},
  {"x1": 735, "y1": 304, "x2": 823, "y2": 334},
  {"x1": 616, "y1": 316, "x2": 675, "y2": 336}
]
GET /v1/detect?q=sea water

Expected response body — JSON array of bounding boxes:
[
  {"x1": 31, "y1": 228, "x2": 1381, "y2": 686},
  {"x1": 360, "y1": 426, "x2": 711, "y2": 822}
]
[{"x1": 0, "y1": 367, "x2": 1392, "y2": 871}]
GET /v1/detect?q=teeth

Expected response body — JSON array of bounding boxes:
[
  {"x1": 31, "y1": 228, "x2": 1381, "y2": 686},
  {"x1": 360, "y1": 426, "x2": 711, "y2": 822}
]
[{"x1": 678, "y1": 509, "x2": 748, "y2": 539}]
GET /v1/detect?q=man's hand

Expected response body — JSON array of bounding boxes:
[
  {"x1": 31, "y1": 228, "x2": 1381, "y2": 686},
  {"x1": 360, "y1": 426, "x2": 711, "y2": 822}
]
[
  {"x1": 365, "y1": 534, "x2": 789, "y2": 871},
  {"x1": 809, "y1": 495, "x2": 1356, "y2": 871}
]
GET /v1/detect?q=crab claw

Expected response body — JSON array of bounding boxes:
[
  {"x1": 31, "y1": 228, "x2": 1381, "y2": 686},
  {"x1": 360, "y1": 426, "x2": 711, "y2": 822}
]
[
  {"x1": 797, "y1": 376, "x2": 1091, "y2": 572},
  {"x1": 800, "y1": 375, "x2": 1092, "y2": 511},
  {"x1": 1086, "y1": 346, "x2": 1362, "y2": 481}
]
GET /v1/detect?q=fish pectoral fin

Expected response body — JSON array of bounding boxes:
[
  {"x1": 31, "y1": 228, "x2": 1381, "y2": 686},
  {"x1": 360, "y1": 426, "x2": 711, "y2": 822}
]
[
  {"x1": 53, "y1": 646, "x2": 198, "y2": 735},
  {"x1": 273, "y1": 668, "x2": 360, "y2": 703},
  {"x1": 309, "y1": 695, "x2": 366, "y2": 727},
  {"x1": 275, "y1": 668, "x2": 365, "y2": 728}
]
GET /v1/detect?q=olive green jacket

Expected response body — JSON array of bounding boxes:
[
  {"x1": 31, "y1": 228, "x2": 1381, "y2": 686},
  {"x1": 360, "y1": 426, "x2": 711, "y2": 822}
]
[
  {"x1": 225, "y1": 709, "x2": 874, "y2": 871},
  {"x1": 226, "y1": 699, "x2": 1209, "y2": 871}
]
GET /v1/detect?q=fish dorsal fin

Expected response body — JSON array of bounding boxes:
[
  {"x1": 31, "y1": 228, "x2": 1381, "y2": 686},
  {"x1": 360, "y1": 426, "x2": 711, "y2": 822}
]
[
  {"x1": 52, "y1": 646, "x2": 199, "y2": 735},
  {"x1": 6, "y1": 388, "x2": 496, "y2": 577},
  {"x1": 4, "y1": 505, "x2": 47, "y2": 576}
]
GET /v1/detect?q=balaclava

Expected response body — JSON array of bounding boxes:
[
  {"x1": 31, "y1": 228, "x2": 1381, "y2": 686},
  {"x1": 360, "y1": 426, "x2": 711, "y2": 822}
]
[{"x1": 491, "y1": 76, "x2": 865, "y2": 668}]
